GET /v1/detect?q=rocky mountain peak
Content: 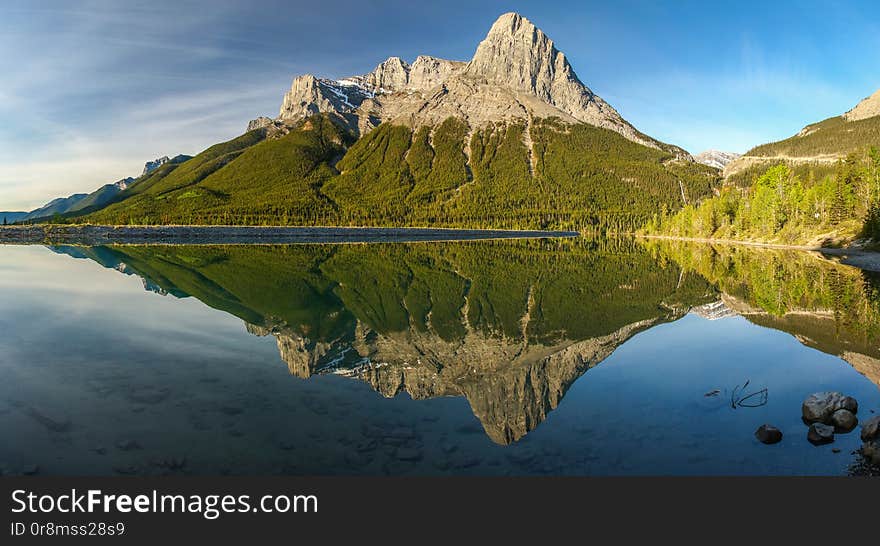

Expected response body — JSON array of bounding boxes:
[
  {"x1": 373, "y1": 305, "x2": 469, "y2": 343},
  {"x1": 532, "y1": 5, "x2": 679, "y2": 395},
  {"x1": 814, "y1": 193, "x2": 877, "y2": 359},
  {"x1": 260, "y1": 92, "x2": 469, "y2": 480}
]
[
  {"x1": 693, "y1": 150, "x2": 741, "y2": 170},
  {"x1": 270, "y1": 11, "x2": 679, "y2": 153},
  {"x1": 142, "y1": 156, "x2": 171, "y2": 176},
  {"x1": 466, "y1": 12, "x2": 565, "y2": 96},
  {"x1": 843, "y1": 88, "x2": 880, "y2": 122},
  {"x1": 362, "y1": 56, "x2": 410, "y2": 92}
]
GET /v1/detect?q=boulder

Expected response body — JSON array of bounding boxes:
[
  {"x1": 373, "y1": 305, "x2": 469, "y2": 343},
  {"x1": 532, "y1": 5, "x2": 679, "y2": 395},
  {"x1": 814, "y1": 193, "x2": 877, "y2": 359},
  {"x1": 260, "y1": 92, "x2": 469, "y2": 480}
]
[
  {"x1": 807, "y1": 423, "x2": 835, "y2": 445},
  {"x1": 755, "y1": 424, "x2": 783, "y2": 444},
  {"x1": 830, "y1": 409, "x2": 858, "y2": 432},
  {"x1": 863, "y1": 440, "x2": 880, "y2": 465},
  {"x1": 861, "y1": 415, "x2": 880, "y2": 442},
  {"x1": 801, "y1": 392, "x2": 858, "y2": 424}
]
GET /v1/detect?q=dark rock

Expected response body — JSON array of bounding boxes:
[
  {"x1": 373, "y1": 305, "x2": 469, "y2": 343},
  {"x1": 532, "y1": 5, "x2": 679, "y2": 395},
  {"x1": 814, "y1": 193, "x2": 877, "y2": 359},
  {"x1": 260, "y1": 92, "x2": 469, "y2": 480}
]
[
  {"x1": 831, "y1": 409, "x2": 858, "y2": 432},
  {"x1": 755, "y1": 424, "x2": 783, "y2": 444},
  {"x1": 861, "y1": 415, "x2": 880, "y2": 441},
  {"x1": 116, "y1": 440, "x2": 142, "y2": 451},
  {"x1": 802, "y1": 392, "x2": 858, "y2": 424},
  {"x1": 22, "y1": 465, "x2": 39, "y2": 475},
  {"x1": 863, "y1": 440, "x2": 880, "y2": 465},
  {"x1": 832, "y1": 448, "x2": 841, "y2": 453},
  {"x1": 807, "y1": 423, "x2": 835, "y2": 445}
]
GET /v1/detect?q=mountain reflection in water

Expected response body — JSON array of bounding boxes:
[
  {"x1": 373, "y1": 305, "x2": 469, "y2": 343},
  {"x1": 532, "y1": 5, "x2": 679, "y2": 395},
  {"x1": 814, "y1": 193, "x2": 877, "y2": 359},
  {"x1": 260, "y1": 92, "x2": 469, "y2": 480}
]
[
  {"x1": 49, "y1": 238, "x2": 880, "y2": 448},
  {"x1": 48, "y1": 239, "x2": 711, "y2": 445}
]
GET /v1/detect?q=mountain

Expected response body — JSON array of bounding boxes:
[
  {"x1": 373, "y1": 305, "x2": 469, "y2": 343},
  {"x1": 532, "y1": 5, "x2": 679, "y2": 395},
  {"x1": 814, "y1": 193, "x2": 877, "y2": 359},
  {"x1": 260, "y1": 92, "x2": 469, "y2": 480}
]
[
  {"x1": 22, "y1": 193, "x2": 89, "y2": 220},
  {"x1": 1, "y1": 211, "x2": 28, "y2": 224},
  {"x1": 273, "y1": 13, "x2": 677, "y2": 153},
  {"x1": 693, "y1": 150, "x2": 740, "y2": 170},
  {"x1": 12, "y1": 155, "x2": 191, "y2": 223},
  {"x1": 724, "y1": 87, "x2": 880, "y2": 183},
  {"x1": 142, "y1": 156, "x2": 171, "y2": 176},
  {"x1": 76, "y1": 12, "x2": 717, "y2": 230}
]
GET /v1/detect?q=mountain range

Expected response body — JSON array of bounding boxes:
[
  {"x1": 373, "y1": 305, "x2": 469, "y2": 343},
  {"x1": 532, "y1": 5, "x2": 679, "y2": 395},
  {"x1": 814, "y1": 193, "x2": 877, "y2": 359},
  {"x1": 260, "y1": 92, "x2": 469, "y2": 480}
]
[
  {"x1": 5, "y1": 11, "x2": 878, "y2": 234},
  {"x1": 724, "y1": 89, "x2": 880, "y2": 184},
  {"x1": 23, "y1": 12, "x2": 719, "y2": 231},
  {"x1": 7, "y1": 155, "x2": 191, "y2": 223}
]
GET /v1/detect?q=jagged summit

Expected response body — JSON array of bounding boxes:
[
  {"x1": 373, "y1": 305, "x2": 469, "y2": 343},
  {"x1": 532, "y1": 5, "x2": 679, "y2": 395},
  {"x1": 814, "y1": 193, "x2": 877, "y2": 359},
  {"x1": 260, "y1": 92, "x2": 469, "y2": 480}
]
[
  {"x1": 843, "y1": 88, "x2": 880, "y2": 122},
  {"x1": 267, "y1": 12, "x2": 677, "y2": 152}
]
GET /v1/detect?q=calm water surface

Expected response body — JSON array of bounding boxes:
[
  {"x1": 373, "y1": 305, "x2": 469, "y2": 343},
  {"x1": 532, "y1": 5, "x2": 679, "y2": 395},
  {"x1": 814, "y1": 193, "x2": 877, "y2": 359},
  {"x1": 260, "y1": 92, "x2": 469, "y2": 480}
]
[{"x1": 1, "y1": 238, "x2": 878, "y2": 475}]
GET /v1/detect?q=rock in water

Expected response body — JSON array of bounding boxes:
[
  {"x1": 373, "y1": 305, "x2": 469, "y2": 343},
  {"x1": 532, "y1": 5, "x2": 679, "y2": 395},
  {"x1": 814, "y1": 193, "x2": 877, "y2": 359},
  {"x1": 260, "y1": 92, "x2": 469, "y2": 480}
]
[
  {"x1": 861, "y1": 415, "x2": 880, "y2": 442},
  {"x1": 755, "y1": 424, "x2": 783, "y2": 444},
  {"x1": 863, "y1": 440, "x2": 880, "y2": 465},
  {"x1": 807, "y1": 423, "x2": 835, "y2": 445},
  {"x1": 801, "y1": 392, "x2": 858, "y2": 424},
  {"x1": 830, "y1": 409, "x2": 858, "y2": 432}
]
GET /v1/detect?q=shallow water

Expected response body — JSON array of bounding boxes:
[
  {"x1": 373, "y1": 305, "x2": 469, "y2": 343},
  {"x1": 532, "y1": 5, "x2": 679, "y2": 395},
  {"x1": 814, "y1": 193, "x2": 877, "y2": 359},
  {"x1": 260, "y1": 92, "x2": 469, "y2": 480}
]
[{"x1": 1, "y1": 238, "x2": 878, "y2": 475}]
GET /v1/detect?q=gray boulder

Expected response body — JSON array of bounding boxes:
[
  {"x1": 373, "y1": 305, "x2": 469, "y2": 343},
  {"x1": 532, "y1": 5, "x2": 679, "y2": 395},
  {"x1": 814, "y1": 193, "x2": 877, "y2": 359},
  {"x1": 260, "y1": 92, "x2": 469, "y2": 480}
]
[
  {"x1": 807, "y1": 423, "x2": 835, "y2": 445},
  {"x1": 861, "y1": 415, "x2": 880, "y2": 442},
  {"x1": 801, "y1": 392, "x2": 858, "y2": 424},
  {"x1": 830, "y1": 409, "x2": 858, "y2": 432}
]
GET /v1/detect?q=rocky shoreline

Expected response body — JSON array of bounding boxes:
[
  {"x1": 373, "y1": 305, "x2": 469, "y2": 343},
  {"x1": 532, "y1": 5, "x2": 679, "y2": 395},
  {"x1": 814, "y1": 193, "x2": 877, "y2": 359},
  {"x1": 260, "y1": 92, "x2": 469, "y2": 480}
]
[{"x1": 0, "y1": 225, "x2": 579, "y2": 245}]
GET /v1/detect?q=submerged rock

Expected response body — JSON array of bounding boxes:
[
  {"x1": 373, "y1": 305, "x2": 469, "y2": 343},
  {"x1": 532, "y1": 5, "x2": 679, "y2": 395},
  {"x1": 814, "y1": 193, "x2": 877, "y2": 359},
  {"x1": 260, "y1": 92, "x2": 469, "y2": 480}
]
[
  {"x1": 802, "y1": 392, "x2": 858, "y2": 424},
  {"x1": 831, "y1": 409, "x2": 858, "y2": 432},
  {"x1": 755, "y1": 424, "x2": 783, "y2": 444},
  {"x1": 861, "y1": 415, "x2": 880, "y2": 442},
  {"x1": 808, "y1": 423, "x2": 835, "y2": 445}
]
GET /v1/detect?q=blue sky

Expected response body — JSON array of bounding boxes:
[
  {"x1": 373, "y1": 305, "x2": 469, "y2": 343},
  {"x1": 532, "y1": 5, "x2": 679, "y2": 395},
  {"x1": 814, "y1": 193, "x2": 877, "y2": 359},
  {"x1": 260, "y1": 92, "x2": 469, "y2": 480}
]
[{"x1": 2, "y1": 0, "x2": 879, "y2": 210}]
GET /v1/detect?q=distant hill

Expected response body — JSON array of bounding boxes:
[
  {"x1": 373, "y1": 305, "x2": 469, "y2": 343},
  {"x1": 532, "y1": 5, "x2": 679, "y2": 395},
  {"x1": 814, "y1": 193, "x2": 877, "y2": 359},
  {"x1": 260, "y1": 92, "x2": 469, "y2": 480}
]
[
  {"x1": 12, "y1": 155, "x2": 189, "y2": 223},
  {"x1": 724, "y1": 88, "x2": 880, "y2": 185},
  {"x1": 1, "y1": 211, "x2": 28, "y2": 224}
]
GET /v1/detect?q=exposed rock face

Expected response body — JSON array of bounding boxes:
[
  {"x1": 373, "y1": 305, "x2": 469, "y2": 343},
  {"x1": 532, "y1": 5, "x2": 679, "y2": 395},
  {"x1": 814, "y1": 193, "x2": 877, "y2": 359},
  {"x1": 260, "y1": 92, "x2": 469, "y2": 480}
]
[
  {"x1": 279, "y1": 74, "x2": 376, "y2": 120},
  {"x1": 142, "y1": 156, "x2": 171, "y2": 176},
  {"x1": 269, "y1": 12, "x2": 681, "y2": 153},
  {"x1": 360, "y1": 56, "x2": 410, "y2": 92},
  {"x1": 693, "y1": 150, "x2": 741, "y2": 170},
  {"x1": 843, "y1": 88, "x2": 880, "y2": 122},
  {"x1": 247, "y1": 116, "x2": 274, "y2": 131},
  {"x1": 407, "y1": 56, "x2": 464, "y2": 90},
  {"x1": 462, "y1": 13, "x2": 653, "y2": 148}
]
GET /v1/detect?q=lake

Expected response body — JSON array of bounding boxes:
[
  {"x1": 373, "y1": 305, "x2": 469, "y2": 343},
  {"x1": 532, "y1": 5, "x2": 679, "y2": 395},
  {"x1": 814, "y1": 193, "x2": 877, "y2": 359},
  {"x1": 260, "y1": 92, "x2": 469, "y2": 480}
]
[{"x1": 1, "y1": 237, "x2": 878, "y2": 476}]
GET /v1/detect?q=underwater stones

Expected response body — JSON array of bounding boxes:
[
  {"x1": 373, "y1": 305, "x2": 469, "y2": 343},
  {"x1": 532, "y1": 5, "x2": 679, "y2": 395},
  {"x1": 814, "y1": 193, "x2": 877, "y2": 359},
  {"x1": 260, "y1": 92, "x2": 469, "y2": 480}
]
[{"x1": 755, "y1": 424, "x2": 783, "y2": 445}]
